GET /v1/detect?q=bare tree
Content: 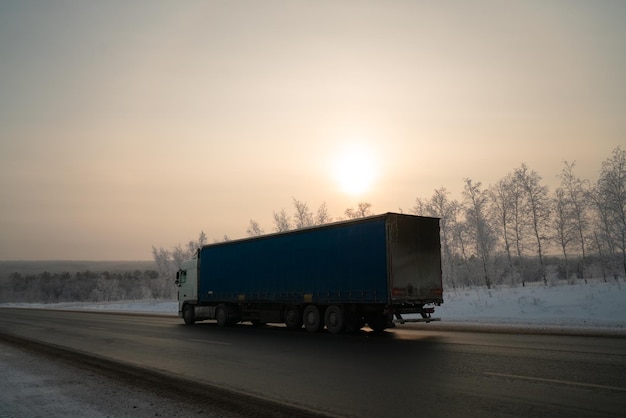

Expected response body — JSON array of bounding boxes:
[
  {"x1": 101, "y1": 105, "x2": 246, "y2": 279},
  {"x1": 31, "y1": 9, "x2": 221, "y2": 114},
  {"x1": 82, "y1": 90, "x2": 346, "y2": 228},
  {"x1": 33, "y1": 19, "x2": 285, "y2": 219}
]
[
  {"x1": 509, "y1": 171, "x2": 529, "y2": 286},
  {"x1": 596, "y1": 146, "x2": 626, "y2": 278},
  {"x1": 273, "y1": 209, "x2": 291, "y2": 232},
  {"x1": 452, "y1": 220, "x2": 473, "y2": 286},
  {"x1": 463, "y1": 178, "x2": 496, "y2": 288},
  {"x1": 345, "y1": 202, "x2": 372, "y2": 219},
  {"x1": 489, "y1": 176, "x2": 517, "y2": 284},
  {"x1": 150, "y1": 245, "x2": 176, "y2": 298},
  {"x1": 590, "y1": 186, "x2": 617, "y2": 281},
  {"x1": 246, "y1": 219, "x2": 264, "y2": 237},
  {"x1": 553, "y1": 188, "x2": 576, "y2": 281},
  {"x1": 315, "y1": 202, "x2": 333, "y2": 225},
  {"x1": 186, "y1": 231, "x2": 207, "y2": 256},
  {"x1": 151, "y1": 246, "x2": 172, "y2": 279},
  {"x1": 171, "y1": 244, "x2": 188, "y2": 270},
  {"x1": 559, "y1": 161, "x2": 591, "y2": 282},
  {"x1": 292, "y1": 198, "x2": 314, "y2": 229},
  {"x1": 515, "y1": 164, "x2": 551, "y2": 285}
]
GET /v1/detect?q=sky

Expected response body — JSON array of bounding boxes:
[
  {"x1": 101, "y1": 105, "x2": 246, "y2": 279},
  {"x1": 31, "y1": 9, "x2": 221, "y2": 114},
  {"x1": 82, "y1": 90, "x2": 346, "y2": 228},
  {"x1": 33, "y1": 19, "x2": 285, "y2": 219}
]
[{"x1": 1, "y1": 0, "x2": 625, "y2": 261}]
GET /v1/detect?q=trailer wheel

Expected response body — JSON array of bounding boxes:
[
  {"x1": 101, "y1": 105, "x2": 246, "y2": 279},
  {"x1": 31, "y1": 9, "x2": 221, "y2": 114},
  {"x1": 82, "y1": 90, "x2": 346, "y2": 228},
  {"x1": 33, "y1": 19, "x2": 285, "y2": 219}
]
[
  {"x1": 183, "y1": 304, "x2": 195, "y2": 325},
  {"x1": 216, "y1": 305, "x2": 228, "y2": 327},
  {"x1": 284, "y1": 305, "x2": 303, "y2": 330},
  {"x1": 303, "y1": 305, "x2": 323, "y2": 333},
  {"x1": 324, "y1": 305, "x2": 344, "y2": 334}
]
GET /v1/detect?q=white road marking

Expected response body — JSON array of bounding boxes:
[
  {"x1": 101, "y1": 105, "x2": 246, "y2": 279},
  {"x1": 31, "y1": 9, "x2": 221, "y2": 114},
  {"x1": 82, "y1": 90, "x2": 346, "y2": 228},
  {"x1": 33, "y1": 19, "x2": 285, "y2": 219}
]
[
  {"x1": 485, "y1": 372, "x2": 626, "y2": 392},
  {"x1": 189, "y1": 339, "x2": 232, "y2": 346}
]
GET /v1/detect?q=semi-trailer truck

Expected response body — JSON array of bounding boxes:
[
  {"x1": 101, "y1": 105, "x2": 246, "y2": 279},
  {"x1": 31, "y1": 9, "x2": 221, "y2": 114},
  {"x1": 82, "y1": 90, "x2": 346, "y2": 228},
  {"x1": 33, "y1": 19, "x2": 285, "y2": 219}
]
[{"x1": 176, "y1": 212, "x2": 442, "y2": 333}]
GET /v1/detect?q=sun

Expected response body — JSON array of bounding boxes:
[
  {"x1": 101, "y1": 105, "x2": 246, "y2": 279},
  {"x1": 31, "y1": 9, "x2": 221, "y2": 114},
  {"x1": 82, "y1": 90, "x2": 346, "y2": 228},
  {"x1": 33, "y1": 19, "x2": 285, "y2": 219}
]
[{"x1": 332, "y1": 145, "x2": 377, "y2": 195}]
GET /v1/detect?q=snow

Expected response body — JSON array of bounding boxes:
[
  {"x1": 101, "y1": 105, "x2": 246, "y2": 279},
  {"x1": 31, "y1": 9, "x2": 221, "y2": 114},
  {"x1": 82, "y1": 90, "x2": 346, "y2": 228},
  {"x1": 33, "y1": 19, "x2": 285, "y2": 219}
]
[
  {"x1": 431, "y1": 279, "x2": 626, "y2": 329},
  {"x1": 2, "y1": 279, "x2": 625, "y2": 331}
]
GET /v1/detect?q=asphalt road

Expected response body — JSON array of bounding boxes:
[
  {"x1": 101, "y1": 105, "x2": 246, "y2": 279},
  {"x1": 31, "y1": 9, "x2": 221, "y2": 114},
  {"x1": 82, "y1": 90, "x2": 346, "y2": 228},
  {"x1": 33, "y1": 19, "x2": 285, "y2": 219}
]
[{"x1": 1, "y1": 308, "x2": 625, "y2": 417}]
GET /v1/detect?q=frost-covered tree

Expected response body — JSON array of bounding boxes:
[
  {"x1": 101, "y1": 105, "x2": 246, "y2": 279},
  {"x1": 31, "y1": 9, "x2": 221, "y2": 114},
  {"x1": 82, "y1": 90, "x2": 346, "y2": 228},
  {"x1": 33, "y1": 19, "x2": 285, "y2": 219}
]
[
  {"x1": 489, "y1": 176, "x2": 517, "y2": 284},
  {"x1": 273, "y1": 209, "x2": 291, "y2": 232},
  {"x1": 315, "y1": 201, "x2": 333, "y2": 225},
  {"x1": 171, "y1": 245, "x2": 188, "y2": 270},
  {"x1": 186, "y1": 231, "x2": 207, "y2": 256},
  {"x1": 553, "y1": 188, "x2": 576, "y2": 281},
  {"x1": 246, "y1": 219, "x2": 264, "y2": 236},
  {"x1": 292, "y1": 198, "x2": 315, "y2": 229},
  {"x1": 151, "y1": 246, "x2": 173, "y2": 282},
  {"x1": 150, "y1": 245, "x2": 177, "y2": 298},
  {"x1": 345, "y1": 202, "x2": 372, "y2": 219},
  {"x1": 509, "y1": 172, "x2": 528, "y2": 285},
  {"x1": 590, "y1": 187, "x2": 617, "y2": 281},
  {"x1": 596, "y1": 146, "x2": 626, "y2": 278},
  {"x1": 462, "y1": 178, "x2": 496, "y2": 288},
  {"x1": 515, "y1": 164, "x2": 551, "y2": 285},
  {"x1": 557, "y1": 161, "x2": 591, "y2": 282}
]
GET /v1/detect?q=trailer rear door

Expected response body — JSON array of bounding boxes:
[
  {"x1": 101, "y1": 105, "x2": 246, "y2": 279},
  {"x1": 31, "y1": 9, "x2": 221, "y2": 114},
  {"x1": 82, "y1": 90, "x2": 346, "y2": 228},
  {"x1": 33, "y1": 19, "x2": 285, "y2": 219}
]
[{"x1": 387, "y1": 214, "x2": 443, "y2": 304}]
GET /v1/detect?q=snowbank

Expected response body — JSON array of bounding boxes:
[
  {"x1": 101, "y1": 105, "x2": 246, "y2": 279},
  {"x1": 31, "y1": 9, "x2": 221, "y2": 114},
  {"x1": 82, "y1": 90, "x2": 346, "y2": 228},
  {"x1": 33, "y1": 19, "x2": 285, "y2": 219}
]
[{"x1": 433, "y1": 280, "x2": 626, "y2": 329}]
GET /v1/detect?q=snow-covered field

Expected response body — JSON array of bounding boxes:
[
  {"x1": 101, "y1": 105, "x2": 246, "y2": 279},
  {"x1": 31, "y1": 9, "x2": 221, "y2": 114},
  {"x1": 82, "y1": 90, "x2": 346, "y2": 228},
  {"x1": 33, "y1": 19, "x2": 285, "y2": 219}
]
[
  {"x1": 434, "y1": 279, "x2": 625, "y2": 329},
  {"x1": 2, "y1": 279, "x2": 625, "y2": 331}
]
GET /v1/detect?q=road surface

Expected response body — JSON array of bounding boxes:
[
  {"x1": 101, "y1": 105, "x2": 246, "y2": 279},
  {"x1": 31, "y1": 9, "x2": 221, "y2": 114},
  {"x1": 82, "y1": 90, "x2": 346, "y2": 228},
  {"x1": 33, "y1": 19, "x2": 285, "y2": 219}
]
[{"x1": 1, "y1": 308, "x2": 625, "y2": 417}]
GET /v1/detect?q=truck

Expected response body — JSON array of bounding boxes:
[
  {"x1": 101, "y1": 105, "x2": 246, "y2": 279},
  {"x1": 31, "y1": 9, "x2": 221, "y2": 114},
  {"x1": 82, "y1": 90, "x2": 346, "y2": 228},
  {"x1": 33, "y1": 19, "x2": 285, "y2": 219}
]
[{"x1": 175, "y1": 212, "x2": 443, "y2": 334}]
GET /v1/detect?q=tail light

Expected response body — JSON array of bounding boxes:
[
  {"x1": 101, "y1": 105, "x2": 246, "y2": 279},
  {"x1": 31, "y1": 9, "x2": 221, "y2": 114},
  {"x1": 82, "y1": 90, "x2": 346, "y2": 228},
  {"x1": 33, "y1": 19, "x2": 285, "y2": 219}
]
[{"x1": 392, "y1": 287, "x2": 407, "y2": 296}]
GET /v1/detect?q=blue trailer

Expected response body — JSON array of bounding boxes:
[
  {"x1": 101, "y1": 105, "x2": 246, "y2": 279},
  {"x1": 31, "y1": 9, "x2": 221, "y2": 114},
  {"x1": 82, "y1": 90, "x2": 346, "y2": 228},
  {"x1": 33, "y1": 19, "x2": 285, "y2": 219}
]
[{"x1": 176, "y1": 212, "x2": 442, "y2": 333}]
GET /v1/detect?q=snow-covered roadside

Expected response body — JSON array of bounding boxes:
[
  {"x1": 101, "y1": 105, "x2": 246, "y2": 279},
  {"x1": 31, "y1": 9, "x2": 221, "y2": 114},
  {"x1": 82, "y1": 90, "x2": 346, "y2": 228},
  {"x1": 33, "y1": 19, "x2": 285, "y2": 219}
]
[
  {"x1": 428, "y1": 279, "x2": 626, "y2": 329},
  {"x1": 2, "y1": 279, "x2": 625, "y2": 330},
  {"x1": 0, "y1": 300, "x2": 178, "y2": 315}
]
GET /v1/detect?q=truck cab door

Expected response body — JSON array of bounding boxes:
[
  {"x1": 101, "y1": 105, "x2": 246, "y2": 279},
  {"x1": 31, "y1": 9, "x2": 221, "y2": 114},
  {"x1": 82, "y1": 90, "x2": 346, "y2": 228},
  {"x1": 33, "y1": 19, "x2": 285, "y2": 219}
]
[{"x1": 177, "y1": 269, "x2": 197, "y2": 302}]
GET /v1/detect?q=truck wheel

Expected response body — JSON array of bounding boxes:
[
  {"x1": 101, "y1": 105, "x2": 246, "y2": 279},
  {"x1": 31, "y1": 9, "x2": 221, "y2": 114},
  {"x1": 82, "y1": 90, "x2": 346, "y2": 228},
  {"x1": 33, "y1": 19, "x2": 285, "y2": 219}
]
[
  {"x1": 216, "y1": 305, "x2": 228, "y2": 327},
  {"x1": 324, "y1": 305, "x2": 344, "y2": 334},
  {"x1": 284, "y1": 305, "x2": 303, "y2": 330},
  {"x1": 303, "y1": 305, "x2": 323, "y2": 333},
  {"x1": 183, "y1": 304, "x2": 195, "y2": 325}
]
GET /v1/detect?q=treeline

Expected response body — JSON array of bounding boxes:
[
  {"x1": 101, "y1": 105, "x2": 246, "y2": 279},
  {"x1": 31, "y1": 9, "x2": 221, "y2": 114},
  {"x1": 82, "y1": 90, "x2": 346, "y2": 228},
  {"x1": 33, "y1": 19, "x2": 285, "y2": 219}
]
[
  {"x1": 0, "y1": 269, "x2": 172, "y2": 303},
  {"x1": 413, "y1": 147, "x2": 626, "y2": 288},
  {"x1": 153, "y1": 147, "x2": 626, "y2": 290}
]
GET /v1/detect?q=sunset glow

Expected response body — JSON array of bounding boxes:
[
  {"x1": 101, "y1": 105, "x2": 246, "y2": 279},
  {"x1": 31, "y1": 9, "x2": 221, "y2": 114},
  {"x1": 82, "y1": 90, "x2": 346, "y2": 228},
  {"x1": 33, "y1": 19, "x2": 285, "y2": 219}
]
[
  {"x1": 0, "y1": 1, "x2": 624, "y2": 259},
  {"x1": 332, "y1": 145, "x2": 378, "y2": 196}
]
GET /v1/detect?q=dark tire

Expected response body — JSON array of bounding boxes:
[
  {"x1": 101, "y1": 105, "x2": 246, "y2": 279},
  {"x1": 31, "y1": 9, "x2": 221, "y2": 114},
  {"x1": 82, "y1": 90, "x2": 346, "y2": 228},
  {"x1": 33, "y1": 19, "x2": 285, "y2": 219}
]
[
  {"x1": 324, "y1": 305, "x2": 344, "y2": 334},
  {"x1": 216, "y1": 305, "x2": 228, "y2": 327},
  {"x1": 303, "y1": 305, "x2": 323, "y2": 333},
  {"x1": 284, "y1": 305, "x2": 303, "y2": 330},
  {"x1": 367, "y1": 313, "x2": 387, "y2": 333},
  {"x1": 183, "y1": 304, "x2": 195, "y2": 325}
]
